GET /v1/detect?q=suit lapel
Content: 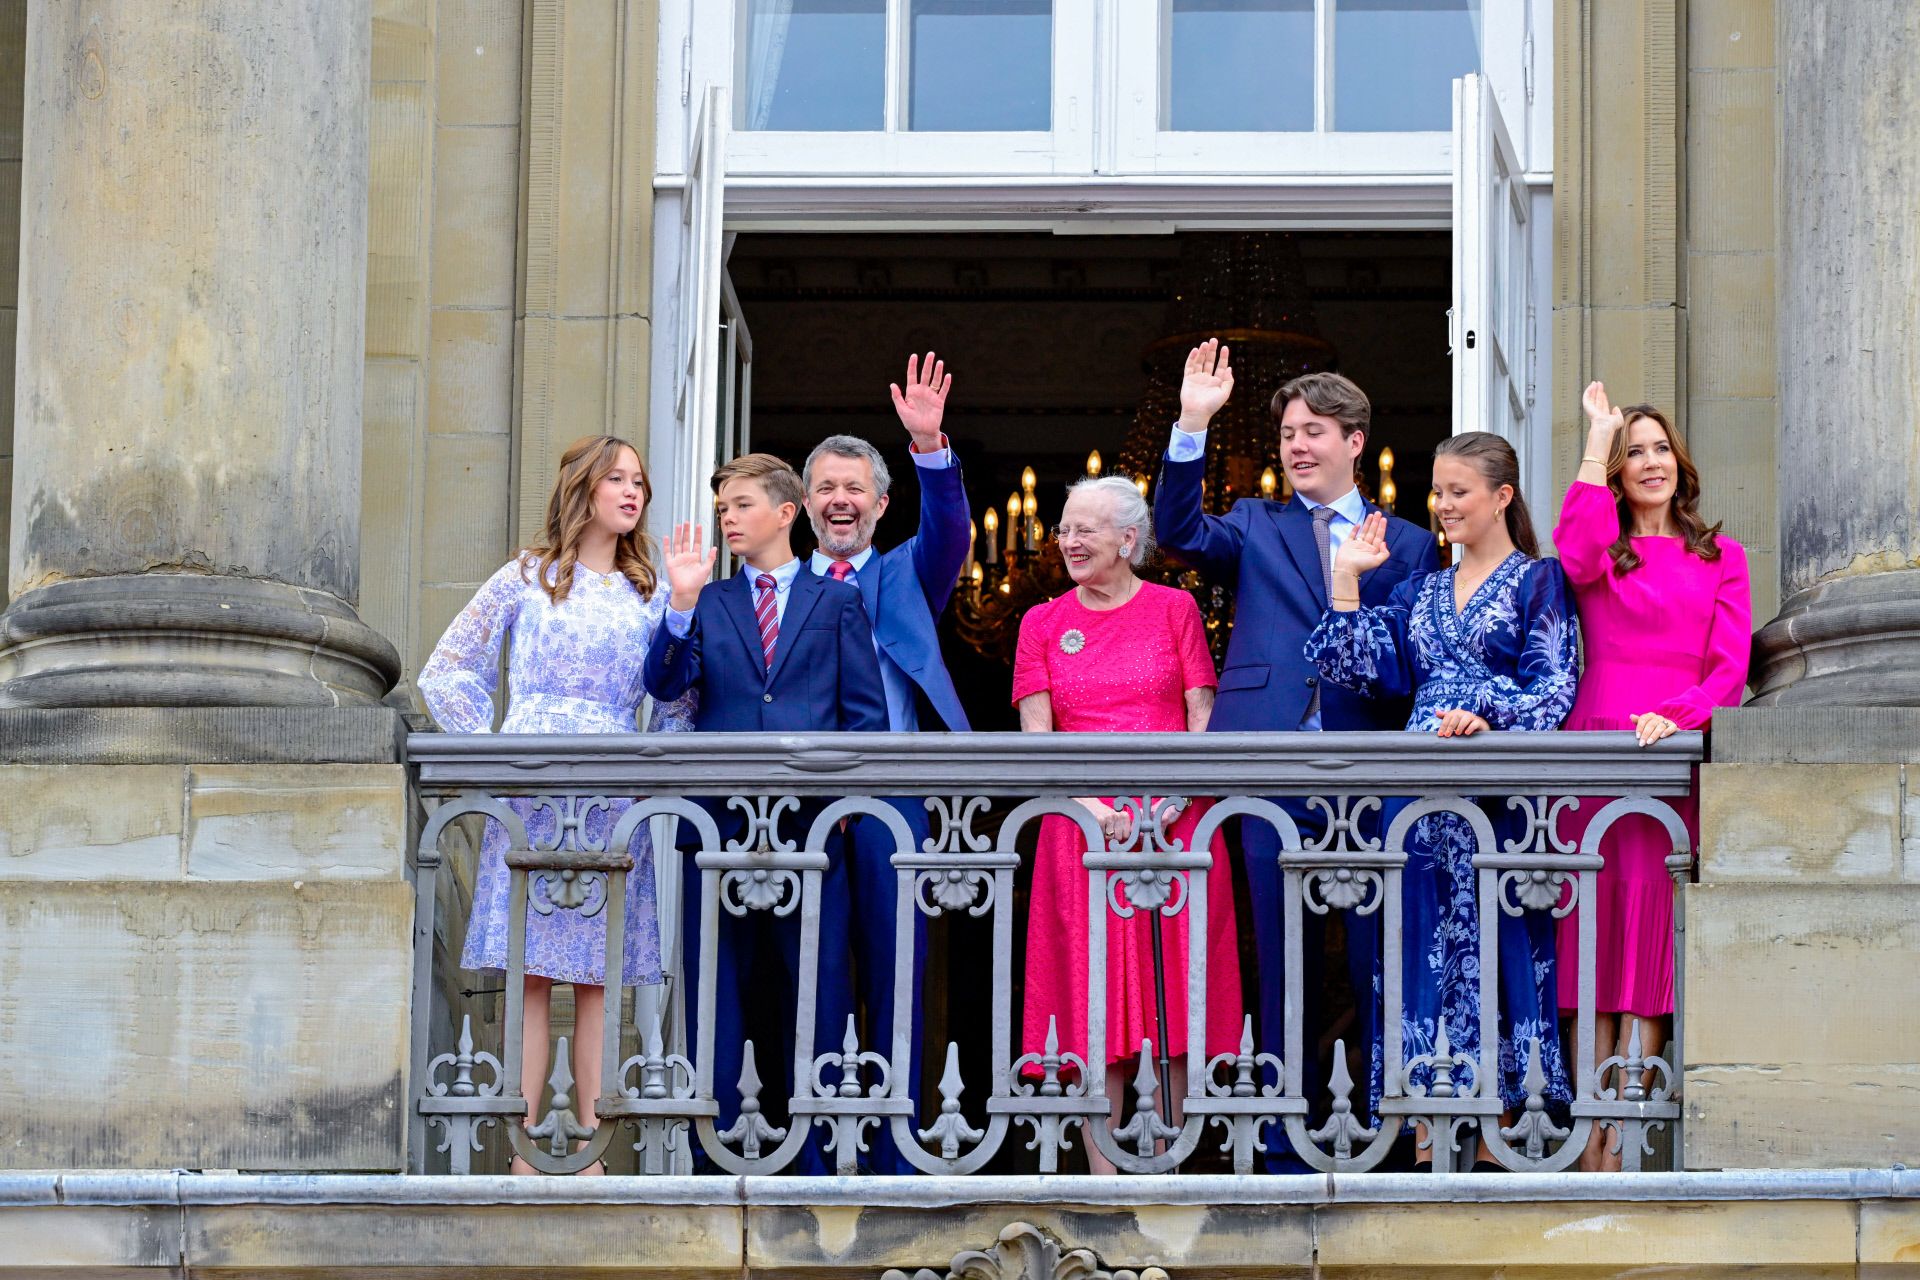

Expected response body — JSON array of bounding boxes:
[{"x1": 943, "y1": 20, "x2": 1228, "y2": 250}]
[
  {"x1": 1270, "y1": 497, "x2": 1329, "y2": 611},
  {"x1": 765, "y1": 566, "x2": 827, "y2": 686},
  {"x1": 718, "y1": 573, "x2": 765, "y2": 672}
]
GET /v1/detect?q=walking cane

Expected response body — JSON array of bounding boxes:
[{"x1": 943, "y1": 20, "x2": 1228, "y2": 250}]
[{"x1": 1148, "y1": 907, "x2": 1175, "y2": 1131}]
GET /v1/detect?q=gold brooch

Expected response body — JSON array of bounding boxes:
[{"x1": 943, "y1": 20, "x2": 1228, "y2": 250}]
[{"x1": 1060, "y1": 629, "x2": 1086, "y2": 655}]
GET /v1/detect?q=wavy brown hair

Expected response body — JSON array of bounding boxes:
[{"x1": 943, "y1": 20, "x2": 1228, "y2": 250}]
[
  {"x1": 1433, "y1": 431, "x2": 1540, "y2": 558},
  {"x1": 1604, "y1": 406, "x2": 1722, "y2": 576},
  {"x1": 520, "y1": 435, "x2": 658, "y2": 605}
]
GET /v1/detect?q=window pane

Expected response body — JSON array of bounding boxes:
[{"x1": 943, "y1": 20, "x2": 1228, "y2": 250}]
[
  {"x1": 1334, "y1": 0, "x2": 1480, "y2": 131},
  {"x1": 742, "y1": 0, "x2": 885, "y2": 131},
  {"x1": 910, "y1": 1, "x2": 1052, "y2": 131},
  {"x1": 1168, "y1": 0, "x2": 1314, "y2": 132}
]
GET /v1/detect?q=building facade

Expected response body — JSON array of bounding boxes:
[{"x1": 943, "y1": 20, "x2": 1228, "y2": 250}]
[{"x1": 1, "y1": 1, "x2": 1917, "y2": 1275}]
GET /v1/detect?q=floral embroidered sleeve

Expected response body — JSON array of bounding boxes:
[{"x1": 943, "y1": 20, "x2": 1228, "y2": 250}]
[
  {"x1": 1305, "y1": 574, "x2": 1422, "y2": 702},
  {"x1": 642, "y1": 583, "x2": 700, "y2": 732},
  {"x1": 417, "y1": 559, "x2": 527, "y2": 734},
  {"x1": 1475, "y1": 558, "x2": 1581, "y2": 731}
]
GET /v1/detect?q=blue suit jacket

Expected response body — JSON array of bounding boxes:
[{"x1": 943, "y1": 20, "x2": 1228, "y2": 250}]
[
  {"x1": 857, "y1": 459, "x2": 973, "y2": 731},
  {"x1": 643, "y1": 567, "x2": 889, "y2": 732},
  {"x1": 1155, "y1": 453, "x2": 1444, "y2": 733}
]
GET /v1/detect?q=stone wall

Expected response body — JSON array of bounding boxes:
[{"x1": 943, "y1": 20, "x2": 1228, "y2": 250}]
[
  {"x1": 1687, "y1": 709, "x2": 1920, "y2": 1168},
  {"x1": 0, "y1": 745, "x2": 416, "y2": 1171},
  {"x1": 1552, "y1": 0, "x2": 1780, "y2": 621},
  {"x1": 361, "y1": 0, "x2": 660, "y2": 697},
  {"x1": 0, "y1": 2, "x2": 20, "y2": 612}
]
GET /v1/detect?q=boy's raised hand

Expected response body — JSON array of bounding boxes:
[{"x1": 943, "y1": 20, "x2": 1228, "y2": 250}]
[
  {"x1": 665, "y1": 522, "x2": 717, "y2": 611},
  {"x1": 1177, "y1": 339, "x2": 1234, "y2": 432}
]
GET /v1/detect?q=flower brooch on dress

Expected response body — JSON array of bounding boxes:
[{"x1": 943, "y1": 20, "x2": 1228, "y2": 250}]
[{"x1": 1060, "y1": 629, "x2": 1086, "y2": 655}]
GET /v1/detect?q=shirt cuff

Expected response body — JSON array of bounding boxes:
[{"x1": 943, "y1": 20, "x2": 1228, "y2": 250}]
[
  {"x1": 1166, "y1": 423, "x2": 1207, "y2": 463},
  {"x1": 665, "y1": 608, "x2": 694, "y2": 638},
  {"x1": 909, "y1": 436, "x2": 955, "y2": 468}
]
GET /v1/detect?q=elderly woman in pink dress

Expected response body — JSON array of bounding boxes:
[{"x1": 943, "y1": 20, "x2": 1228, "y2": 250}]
[
  {"x1": 1012, "y1": 475, "x2": 1243, "y2": 1174},
  {"x1": 1556, "y1": 382, "x2": 1752, "y2": 1170}
]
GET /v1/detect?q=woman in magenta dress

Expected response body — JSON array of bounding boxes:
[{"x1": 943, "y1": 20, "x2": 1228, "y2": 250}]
[
  {"x1": 1013, "y1": 476, "x2": 1243, "y2": 1174},
  {"x1": 1556, "y1": 382, "x2": 1752, "y2": 1170}
]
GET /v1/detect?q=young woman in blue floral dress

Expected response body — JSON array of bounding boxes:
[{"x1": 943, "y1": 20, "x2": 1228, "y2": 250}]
[
  {"x1": 419, "y1": 435, "x2": 694, "y2": 1173},
  {"x1": 1307, "y1": 431, "x2": 1579, "y2": 1167}
]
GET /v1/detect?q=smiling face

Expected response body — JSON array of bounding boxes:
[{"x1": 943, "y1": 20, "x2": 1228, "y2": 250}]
[
  {"x1": 716, "y1": 475, "x2": 797, "y2": 566},
  {"x1": 589, "y1": 444, "x2": 646, "y2": 539},
  {"x1": 1279, "y1": 398, "x2": 1366, "y2": 505},
  {"x1": 1618, "y1": 413, "x2": 1678, "y2": 520},
  {"x1": 1430, "y1": 455, "x2": 1512, "y2": 552},
  {"x1": 805, "y1": 452, "x2": 889, "y2": 559},
  {"x1": 1055, "y1": 488, "x2": 1133, "y2": 588}
]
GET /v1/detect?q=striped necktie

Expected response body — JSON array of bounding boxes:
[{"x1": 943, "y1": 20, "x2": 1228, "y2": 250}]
[{"x1": 753, "y1": 573, "x2": 778, "y2": 670}]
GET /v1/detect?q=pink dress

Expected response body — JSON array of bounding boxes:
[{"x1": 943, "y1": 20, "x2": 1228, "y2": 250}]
[
  {"x1": 1553, "y1": 481, "x2": 1751, "y2": 1017},
  {"x1": 1012, "y1": 582, "x2": 1243, "y2": 1071}
]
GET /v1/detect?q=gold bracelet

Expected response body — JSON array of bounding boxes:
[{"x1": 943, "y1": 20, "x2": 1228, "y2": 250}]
[
  {"x1": 1332, "y1": 596, "x2": 1361, "y2": 608},
  {"x1": 1581, "y1": 455, "x2": 1605, "y2": 467}
]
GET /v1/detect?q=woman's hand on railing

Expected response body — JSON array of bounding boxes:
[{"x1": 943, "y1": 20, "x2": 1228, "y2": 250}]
[
  {"x1": 1076, "y1": 796, "x2": 1134, "y2": 845},
  {"x1": 1434, "y1": 707, "x2": 1491, "y2": 737}
]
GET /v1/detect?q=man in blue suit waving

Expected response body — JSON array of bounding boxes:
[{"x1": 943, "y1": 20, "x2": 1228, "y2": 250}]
[
  {"x1": 800, "y1": 351, "x2": 973, "y2": 1173},
  {"x1": 1156, "y1": 339, "x2": 1441, "y2": 1170}
]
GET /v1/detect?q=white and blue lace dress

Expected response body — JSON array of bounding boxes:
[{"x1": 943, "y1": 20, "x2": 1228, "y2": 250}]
[
  {"x1": 1306, "y1": 551, "x2": 1580, "y2": 1111},
  {"x1": 418, "y1": 556, "x2": 696, "y2": 986}
]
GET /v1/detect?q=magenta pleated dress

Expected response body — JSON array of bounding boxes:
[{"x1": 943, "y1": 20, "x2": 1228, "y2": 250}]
[
  {"x1": 1012, "y1": 582, "x2": 1244, "y2": 1071},
  {"x1": 1553, "y1": 481, "x2": 1752, "y2": 1017}
]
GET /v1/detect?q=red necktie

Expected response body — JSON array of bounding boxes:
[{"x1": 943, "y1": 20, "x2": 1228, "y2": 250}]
[
  {"x1": 753, "y1": 573, "x2": 778, "y2": 669},
  {"x1": 827, "y1": 560, "x2": 855, "y2": 585}
]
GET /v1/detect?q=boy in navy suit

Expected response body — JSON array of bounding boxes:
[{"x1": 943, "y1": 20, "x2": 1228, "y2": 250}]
[
  {"x1": 646, "y1": 452, "x2": 887, "y2": 1173},
  {"x1": 1155, "y1": 342, "x2": 1442, "y2": 1170}
]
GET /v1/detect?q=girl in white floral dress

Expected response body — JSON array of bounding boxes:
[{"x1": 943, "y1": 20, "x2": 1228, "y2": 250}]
[{"x1": 419, "y1": 435, "x2": 693, "y2": 1173}]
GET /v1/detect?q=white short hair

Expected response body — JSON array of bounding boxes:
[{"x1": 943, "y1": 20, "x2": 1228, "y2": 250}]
[{"x1": 1067, "y1": 475, "x2": 1155, "y2": 567}]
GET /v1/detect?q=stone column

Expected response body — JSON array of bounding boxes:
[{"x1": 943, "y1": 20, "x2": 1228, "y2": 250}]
[
  {"x1": 0, "y1": 0, "x2": 397, "y2": 706},
  {"x1": 1751, "y1": 2, "x2": 1920, "y2": 704}
]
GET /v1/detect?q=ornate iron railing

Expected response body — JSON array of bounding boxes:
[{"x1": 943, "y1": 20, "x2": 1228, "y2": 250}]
[{"x1": 406, "y1": 731, "x2": 1700, "y2": 1176}]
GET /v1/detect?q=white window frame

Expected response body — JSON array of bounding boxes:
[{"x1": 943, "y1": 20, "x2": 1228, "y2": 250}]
[{"x1": 662, "y1": 0, "x2": 1542, "y2": 182}]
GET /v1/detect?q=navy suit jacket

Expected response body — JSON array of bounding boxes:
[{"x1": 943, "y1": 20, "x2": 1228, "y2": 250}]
[
  {"x1": 857, "y1": 459, "x2": 973, "y2": 731},
  {"x1": 1155, "y1": 453, "x2": 1443, "y2": 733},
  {"x1": 643, "y1": 567, "x2": 889, "y2": 732}
]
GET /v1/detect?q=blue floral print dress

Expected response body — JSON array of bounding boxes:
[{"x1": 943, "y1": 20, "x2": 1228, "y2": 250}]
[
  {"x1": 1306, "y1": 551, "x2": 1580, "y2": 1112},
  {"x1": 419, "y1": 556, "x2": 695, "y2": 986}
]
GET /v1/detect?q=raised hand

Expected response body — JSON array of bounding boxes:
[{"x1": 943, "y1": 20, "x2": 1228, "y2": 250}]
[
  {"x1": 890, "y1": 351, "x2": 952, "y2": 451},
  {"x1": 1582, "y1": 380, "x2": 1625, "y2": 451},
  {"x1": 1177, "y1": 339, "x2": 1234, "y2": 431},
  {"x1": 663, "y1": 521, "x2": 717, "y2": 611},
  {"x1": 1334, "y1": 511, "x2": 1392, "y2": 578}
]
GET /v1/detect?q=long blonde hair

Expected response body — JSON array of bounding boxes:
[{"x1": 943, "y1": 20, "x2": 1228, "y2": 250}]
[{"x1": 520, "y1": 435, "x2": 659, "y2": 605}]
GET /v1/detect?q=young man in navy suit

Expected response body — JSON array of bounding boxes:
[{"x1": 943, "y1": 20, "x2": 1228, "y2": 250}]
[
  {"x1": 646, "y1": 451, "x2": 887, "y2": 1174},
  {"x1": 1155, "y1": 340, "x2": 1442, "y2": 1170},
  {"x1": 800, "y1": 352, "x2": 972, "y2": 1173}
]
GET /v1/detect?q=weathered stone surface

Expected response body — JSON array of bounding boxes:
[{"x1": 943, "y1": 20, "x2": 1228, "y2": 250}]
[
  {"x1": 1699, "y1": 763, "x2": 1902, "y2": 881},
  {"x1": 7, "y1": 2, "x2": 369, "y2": 599},
  {"x1": 187, "y1": 1201, "x2": 743, "y2": 1276},
  {"x1": 421, "y1": 433, "x2": 513, "y2": 585},
  {"x1": 437, "y1": 0, "x2": 523, "y2": 128},
  {"x1": 0, "y1": 881, "x2": 413, "y2": 1171},
  {"x1": 1713, "y1": 707, "x2": 1920, "y2": 765},
  {"x1": 1756, "y1": 1, "x2": 1920, "y2": 701},
  {"x1": 1860, "y1": 1198, "x2": 1920, "y2": 1271},
  {"x1": 184, "y1": 765, "x2": 409, "y2": 881},
  {"x1": 1686, "y1": 1064, "x2": 1920, "y2": 1171},
  {"x1": 430, "y1": 125, "x2": 519, "y2": 310},
  {"x1": 428, "y1": 308, "x2": 516, "y2": 437},
  {"x1": 1686, "y1": 884, "x2": 1920, "y2": 1064},
  {"x1": 746, "y1": 1202, "x2": 1316, "y2": 1275},
  {"x1": 0, "y1": 1204, "x2": 181, "y2": 1273},
  {"x1": 0, "y1": 708, "x2": 405, "y2": 765},
  {"x1": 0, "y1": 766, "x2": 182, "y2": 879},
  {"x1": 1313, "y1": 1199, "x2": 1857, "y2": 1275}
]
